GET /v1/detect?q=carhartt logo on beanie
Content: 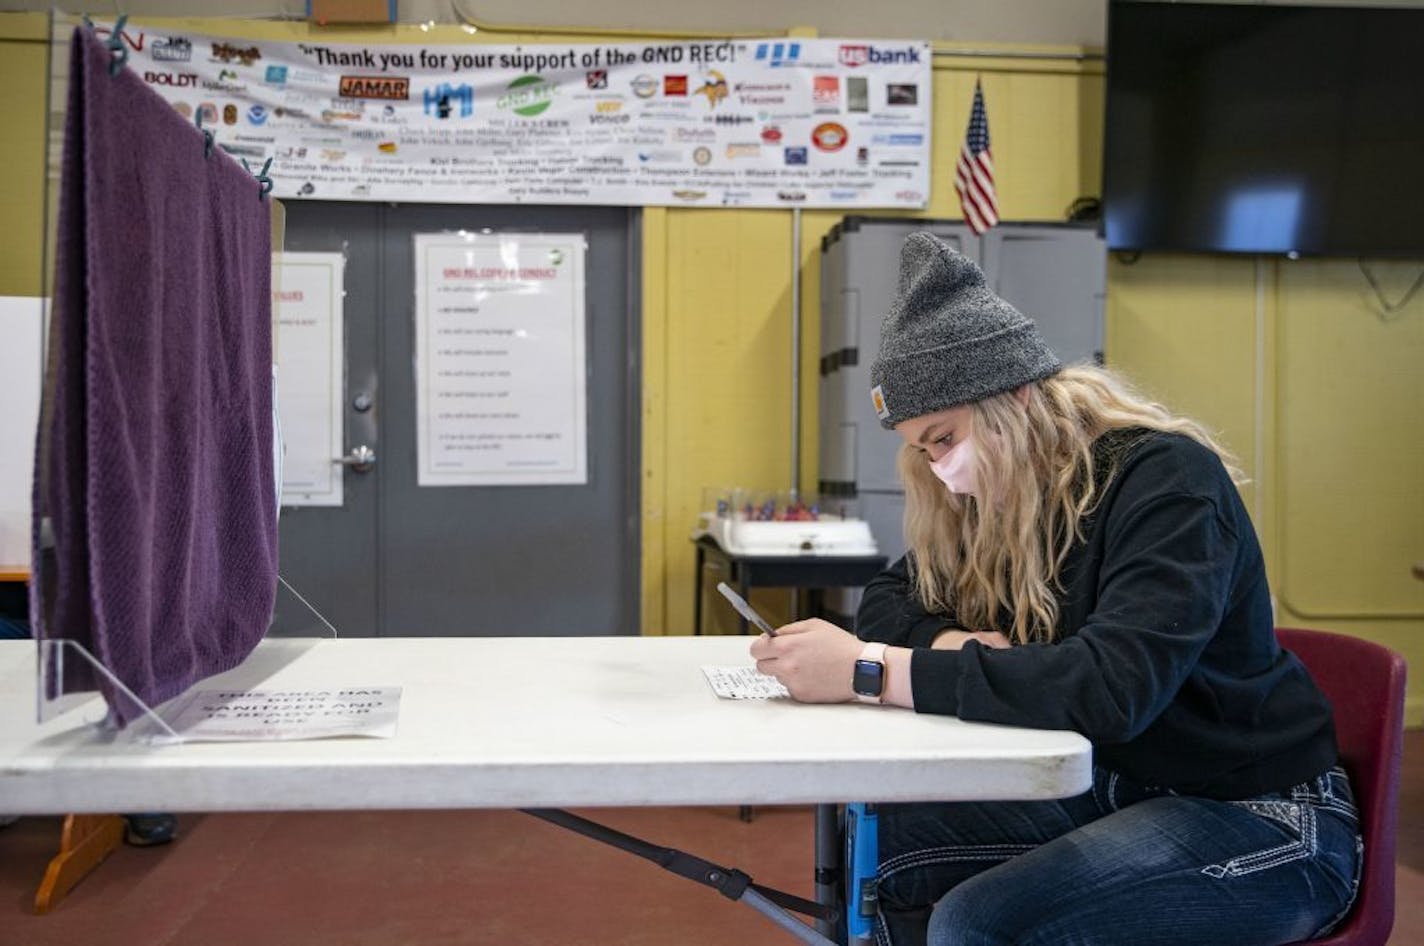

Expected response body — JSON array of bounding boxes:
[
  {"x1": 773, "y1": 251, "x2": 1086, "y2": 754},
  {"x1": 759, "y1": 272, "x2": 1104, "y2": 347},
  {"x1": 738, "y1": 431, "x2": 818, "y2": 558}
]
[{"x1": 869, "y1": 232, "x2": 1061, "y2": 429}]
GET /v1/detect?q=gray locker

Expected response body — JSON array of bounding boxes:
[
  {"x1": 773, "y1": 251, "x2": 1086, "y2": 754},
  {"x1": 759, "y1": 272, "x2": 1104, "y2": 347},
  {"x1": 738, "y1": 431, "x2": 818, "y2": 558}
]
[
  {"x1": 818, "y1": 217, "x2": 1105, "y2": 566},
  {"x1": 819, "y1": 218, "x2": 979, "y2": 497},
  {"x1": 982, "y1": 225, "x2": 1106, "y2": 366},
  {"x1": 821, "y1": 488, "x2": 907, "y2": 628},
  {"x1": 858, "y1": 489, "x2": 907, "y2": 564}
]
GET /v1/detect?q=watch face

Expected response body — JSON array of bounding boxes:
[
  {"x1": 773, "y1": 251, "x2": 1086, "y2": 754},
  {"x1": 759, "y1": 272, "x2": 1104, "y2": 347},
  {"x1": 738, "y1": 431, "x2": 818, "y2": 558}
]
[{"x1": 853, "y1": 658, "x2": 885, "y2": 697}]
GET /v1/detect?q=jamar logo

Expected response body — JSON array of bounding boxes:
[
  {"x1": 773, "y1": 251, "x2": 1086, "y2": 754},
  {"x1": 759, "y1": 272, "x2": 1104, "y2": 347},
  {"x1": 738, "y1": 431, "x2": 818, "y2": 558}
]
[{"x1": 339, "y1": 75, "x2": 411, "y2": 100}]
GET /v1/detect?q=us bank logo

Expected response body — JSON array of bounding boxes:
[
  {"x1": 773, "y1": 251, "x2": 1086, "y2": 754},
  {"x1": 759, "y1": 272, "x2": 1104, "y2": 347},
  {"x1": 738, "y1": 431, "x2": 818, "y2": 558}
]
[
  {"x1": 498, "y1": 75, "x2": 557, "y2": 117},
  {"x1": 755, "y1": 42, "x2": 800, "y2": 67},
  {"x1": 839, "y1": 44, "x2": 923, "y2": 67}
]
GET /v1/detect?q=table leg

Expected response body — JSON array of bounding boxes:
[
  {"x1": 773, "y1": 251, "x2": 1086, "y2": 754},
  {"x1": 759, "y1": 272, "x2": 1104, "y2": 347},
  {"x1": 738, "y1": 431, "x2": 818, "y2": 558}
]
[
  {"x1": 33, "y1": 814, "x2": 125, "y2": 914},
  {"x1": 815, "y1": 803, "x2": 846, "y2": 944},
  {"x1": 525, "y1": 807, "x2": 839, "y2": 945}
]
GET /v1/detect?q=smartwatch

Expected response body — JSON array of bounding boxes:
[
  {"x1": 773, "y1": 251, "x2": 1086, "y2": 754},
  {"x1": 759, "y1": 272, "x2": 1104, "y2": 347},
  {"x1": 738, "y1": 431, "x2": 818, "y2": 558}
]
[{"x1": 853, "y1": 642, "x2": 888, "y2": 704}]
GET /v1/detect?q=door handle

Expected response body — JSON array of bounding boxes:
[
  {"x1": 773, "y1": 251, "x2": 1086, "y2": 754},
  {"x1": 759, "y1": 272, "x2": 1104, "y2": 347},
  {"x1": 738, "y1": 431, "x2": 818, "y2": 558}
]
[{"x1": 333, "y1": 445, "x2": 377, "y2": 473}]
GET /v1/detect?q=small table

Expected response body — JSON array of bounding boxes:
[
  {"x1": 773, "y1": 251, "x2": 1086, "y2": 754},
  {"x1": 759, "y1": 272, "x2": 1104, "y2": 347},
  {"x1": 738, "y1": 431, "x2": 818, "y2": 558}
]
[
  {"x1": 0, "y1": 636, "x2": 1092, "y2": 942},
  {"x1": 692, "y1": 535, "x2": 888, "y2": 636}
]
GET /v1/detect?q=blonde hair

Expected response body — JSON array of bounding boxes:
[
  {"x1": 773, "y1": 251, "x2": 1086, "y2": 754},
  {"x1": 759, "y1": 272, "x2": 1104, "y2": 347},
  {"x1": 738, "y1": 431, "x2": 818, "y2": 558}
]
[{"x1": 899, "y1": 364, "x2": 1245, "y2": 645}]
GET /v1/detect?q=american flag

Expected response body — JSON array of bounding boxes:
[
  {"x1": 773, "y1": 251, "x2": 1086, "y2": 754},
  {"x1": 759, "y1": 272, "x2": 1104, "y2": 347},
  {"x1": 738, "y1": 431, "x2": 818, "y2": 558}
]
[{"x1": 955, "y1": 81, "x2": 999, "y2": 235}]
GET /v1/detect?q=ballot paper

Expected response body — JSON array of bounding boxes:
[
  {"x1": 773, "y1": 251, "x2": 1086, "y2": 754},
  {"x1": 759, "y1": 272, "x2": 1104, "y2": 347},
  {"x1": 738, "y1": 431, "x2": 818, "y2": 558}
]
[
  {"x1": 701, "y1": 666, "x2": 790, "y2": 700},
  {"x1": 150, "y1": 687, "x2": 402, "y2": 743}
]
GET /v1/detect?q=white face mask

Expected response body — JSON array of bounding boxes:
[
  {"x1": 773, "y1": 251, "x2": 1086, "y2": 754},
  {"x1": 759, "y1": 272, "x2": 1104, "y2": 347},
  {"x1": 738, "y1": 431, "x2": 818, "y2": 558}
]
[{"x1": 929, "y1": 436, "x2": 979, "y2": 496}]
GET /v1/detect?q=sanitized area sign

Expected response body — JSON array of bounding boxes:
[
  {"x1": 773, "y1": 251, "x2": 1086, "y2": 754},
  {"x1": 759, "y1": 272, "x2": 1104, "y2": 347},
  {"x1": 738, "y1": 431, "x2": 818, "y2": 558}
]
[
  {"x1": 154, "y1": 687, "x2": 401, "y2": 742},
  {"x1": 413, "y1": 232, "x2": 588, "y2": 487}
]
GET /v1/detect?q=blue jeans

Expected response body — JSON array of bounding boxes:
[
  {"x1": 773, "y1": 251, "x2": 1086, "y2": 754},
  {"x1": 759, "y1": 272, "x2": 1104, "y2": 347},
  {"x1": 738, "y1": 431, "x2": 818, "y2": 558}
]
[{"x1": 875, "y1": 765, "x2": 1362, "y2": 946}]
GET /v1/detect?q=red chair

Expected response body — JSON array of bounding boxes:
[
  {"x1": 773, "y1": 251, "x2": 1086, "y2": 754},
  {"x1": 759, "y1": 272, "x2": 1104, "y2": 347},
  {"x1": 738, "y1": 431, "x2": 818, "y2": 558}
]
[{"x1": 1278, "y1": 627, "x2": 1407, "y2": 946}]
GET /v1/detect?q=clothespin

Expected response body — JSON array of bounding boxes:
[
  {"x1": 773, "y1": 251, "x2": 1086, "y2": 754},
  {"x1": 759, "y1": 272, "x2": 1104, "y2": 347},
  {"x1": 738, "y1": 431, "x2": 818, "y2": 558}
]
[
  {"x1": 195, "y1": 109, "x2": 214, "y2": 158},
  {"x1": 242, "y1": 158, "x2": 275, "y2": 201},
  {"x1": 102, "y1": 14, "x2": 129, "y2": 77}
]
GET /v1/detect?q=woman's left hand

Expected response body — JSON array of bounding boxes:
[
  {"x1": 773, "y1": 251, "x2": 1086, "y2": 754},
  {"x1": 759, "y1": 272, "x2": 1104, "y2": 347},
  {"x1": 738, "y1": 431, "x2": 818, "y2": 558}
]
[{"x1": 748, "y1": 618, "x2": 864, "y2": 703}]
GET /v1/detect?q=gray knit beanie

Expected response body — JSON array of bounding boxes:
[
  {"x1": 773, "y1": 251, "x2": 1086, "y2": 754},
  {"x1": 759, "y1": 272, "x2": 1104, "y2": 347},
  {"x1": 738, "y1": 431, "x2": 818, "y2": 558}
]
[{"x1": 869, "y1": 232, "x2": 1061, "y2": 429}]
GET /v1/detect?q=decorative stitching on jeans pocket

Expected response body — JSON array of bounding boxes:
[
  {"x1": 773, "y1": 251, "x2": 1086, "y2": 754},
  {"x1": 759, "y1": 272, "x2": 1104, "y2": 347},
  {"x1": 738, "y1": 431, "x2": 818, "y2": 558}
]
[
  {"x1": 1318, "y1": 800, "x2": 1359, "y2": 823},
  {"x1": 878, "y1": 843, "x2": 1037, "y2": 881},
  {"x1": 1200, "y1": 803, "x2": 1316, "y2": 879},
  {"x1": 1227, "y1": 800, "x2": 1303, "y2": 833}
]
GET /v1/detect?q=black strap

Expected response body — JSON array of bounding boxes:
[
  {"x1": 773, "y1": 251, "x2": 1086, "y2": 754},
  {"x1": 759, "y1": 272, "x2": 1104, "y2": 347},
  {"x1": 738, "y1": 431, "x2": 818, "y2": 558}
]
[{"x1": 522, "y1": 808, "x2": 837, "y2": 922}]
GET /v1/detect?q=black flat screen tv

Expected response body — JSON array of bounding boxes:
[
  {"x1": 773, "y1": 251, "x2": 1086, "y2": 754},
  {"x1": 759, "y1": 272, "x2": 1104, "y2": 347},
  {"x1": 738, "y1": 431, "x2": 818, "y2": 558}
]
[{"x1": 1103, "y1": 1, "x2": 1424, "y2": 258}]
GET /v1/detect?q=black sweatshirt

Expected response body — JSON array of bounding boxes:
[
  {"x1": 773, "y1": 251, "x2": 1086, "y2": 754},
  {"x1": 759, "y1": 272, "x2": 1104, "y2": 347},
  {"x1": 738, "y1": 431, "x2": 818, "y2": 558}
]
[{"x1": 855, "y1": 429, "x2": 1337, "y2": 800}]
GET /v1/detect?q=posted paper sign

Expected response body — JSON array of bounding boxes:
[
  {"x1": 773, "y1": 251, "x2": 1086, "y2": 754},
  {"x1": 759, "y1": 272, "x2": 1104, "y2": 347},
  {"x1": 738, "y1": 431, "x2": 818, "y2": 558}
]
[
  {"x1": 155, "y1": 687, "x2": 401, "y2": 742},
  {"x1": 274, "y1": 252, "x2": 345, "y2": 506},
  {"x1": 701, "y1": 666, "x2": 790, "y2": 700},
  {"x1": 414, "y1": 232, "x2": 588, "y2": 486},
  {"x1": 98, "y1": 22, "x2": 932, "y2": 209},
  {"x1": 0, "y1": 297, "x2": 45, "y2": 568}
]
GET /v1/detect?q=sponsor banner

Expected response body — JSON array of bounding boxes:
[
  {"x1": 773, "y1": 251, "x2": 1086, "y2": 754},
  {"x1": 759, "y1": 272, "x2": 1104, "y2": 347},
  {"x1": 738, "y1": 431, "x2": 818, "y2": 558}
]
[{"x1": 104, "y1": 22, "x2": 931, "y2": 208}]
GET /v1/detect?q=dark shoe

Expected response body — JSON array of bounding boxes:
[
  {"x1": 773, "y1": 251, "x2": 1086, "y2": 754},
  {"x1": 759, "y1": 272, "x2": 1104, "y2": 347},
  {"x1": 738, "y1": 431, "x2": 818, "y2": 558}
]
[{"x1": 123, "y1": 813, "x2": 177, "y2": 846}]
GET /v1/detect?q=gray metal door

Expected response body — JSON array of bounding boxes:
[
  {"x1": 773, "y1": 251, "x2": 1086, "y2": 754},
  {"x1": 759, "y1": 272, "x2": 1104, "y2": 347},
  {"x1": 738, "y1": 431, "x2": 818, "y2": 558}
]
[
  {"x1": 272, "y1": 202, "x2": 381, "y2": 638},
  {"x1": 272, "y1": 203, "x2": 639, "y2": 638}
]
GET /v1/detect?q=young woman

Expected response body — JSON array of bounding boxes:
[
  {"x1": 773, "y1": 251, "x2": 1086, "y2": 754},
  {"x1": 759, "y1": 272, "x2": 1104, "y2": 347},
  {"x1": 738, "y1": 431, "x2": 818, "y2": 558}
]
[{"x1": 750, "y1": 232, "x2": 1361, "y2": 946}]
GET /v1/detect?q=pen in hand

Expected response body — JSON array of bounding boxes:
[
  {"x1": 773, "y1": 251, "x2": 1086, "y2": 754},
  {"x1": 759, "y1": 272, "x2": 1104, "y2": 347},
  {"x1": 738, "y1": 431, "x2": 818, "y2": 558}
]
[{"x1": 715, "y1": 582, "x2": 778, "y2": 637}]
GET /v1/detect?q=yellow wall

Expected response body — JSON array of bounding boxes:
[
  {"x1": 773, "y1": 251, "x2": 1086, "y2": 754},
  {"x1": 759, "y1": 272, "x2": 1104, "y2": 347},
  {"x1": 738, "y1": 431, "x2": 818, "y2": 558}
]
[
  {"x1": 1099, "y1": 217, "x2": 1424, "y2": 725},
  {"x1": 0, "y1": 14, "x2": 48, "y2": 297},
  {"x1": 3, "y1": 14, "x2": 1420, "y2": 718},
  {"x1": 1105, "y1": 255, "x2": 1424, "y2": 721}
]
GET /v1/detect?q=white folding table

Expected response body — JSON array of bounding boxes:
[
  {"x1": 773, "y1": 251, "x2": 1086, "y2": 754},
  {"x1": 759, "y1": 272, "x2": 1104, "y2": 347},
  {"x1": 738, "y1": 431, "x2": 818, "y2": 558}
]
[{"x1": 0, "y1": 636, "x2": 1092, "y2": 941}]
